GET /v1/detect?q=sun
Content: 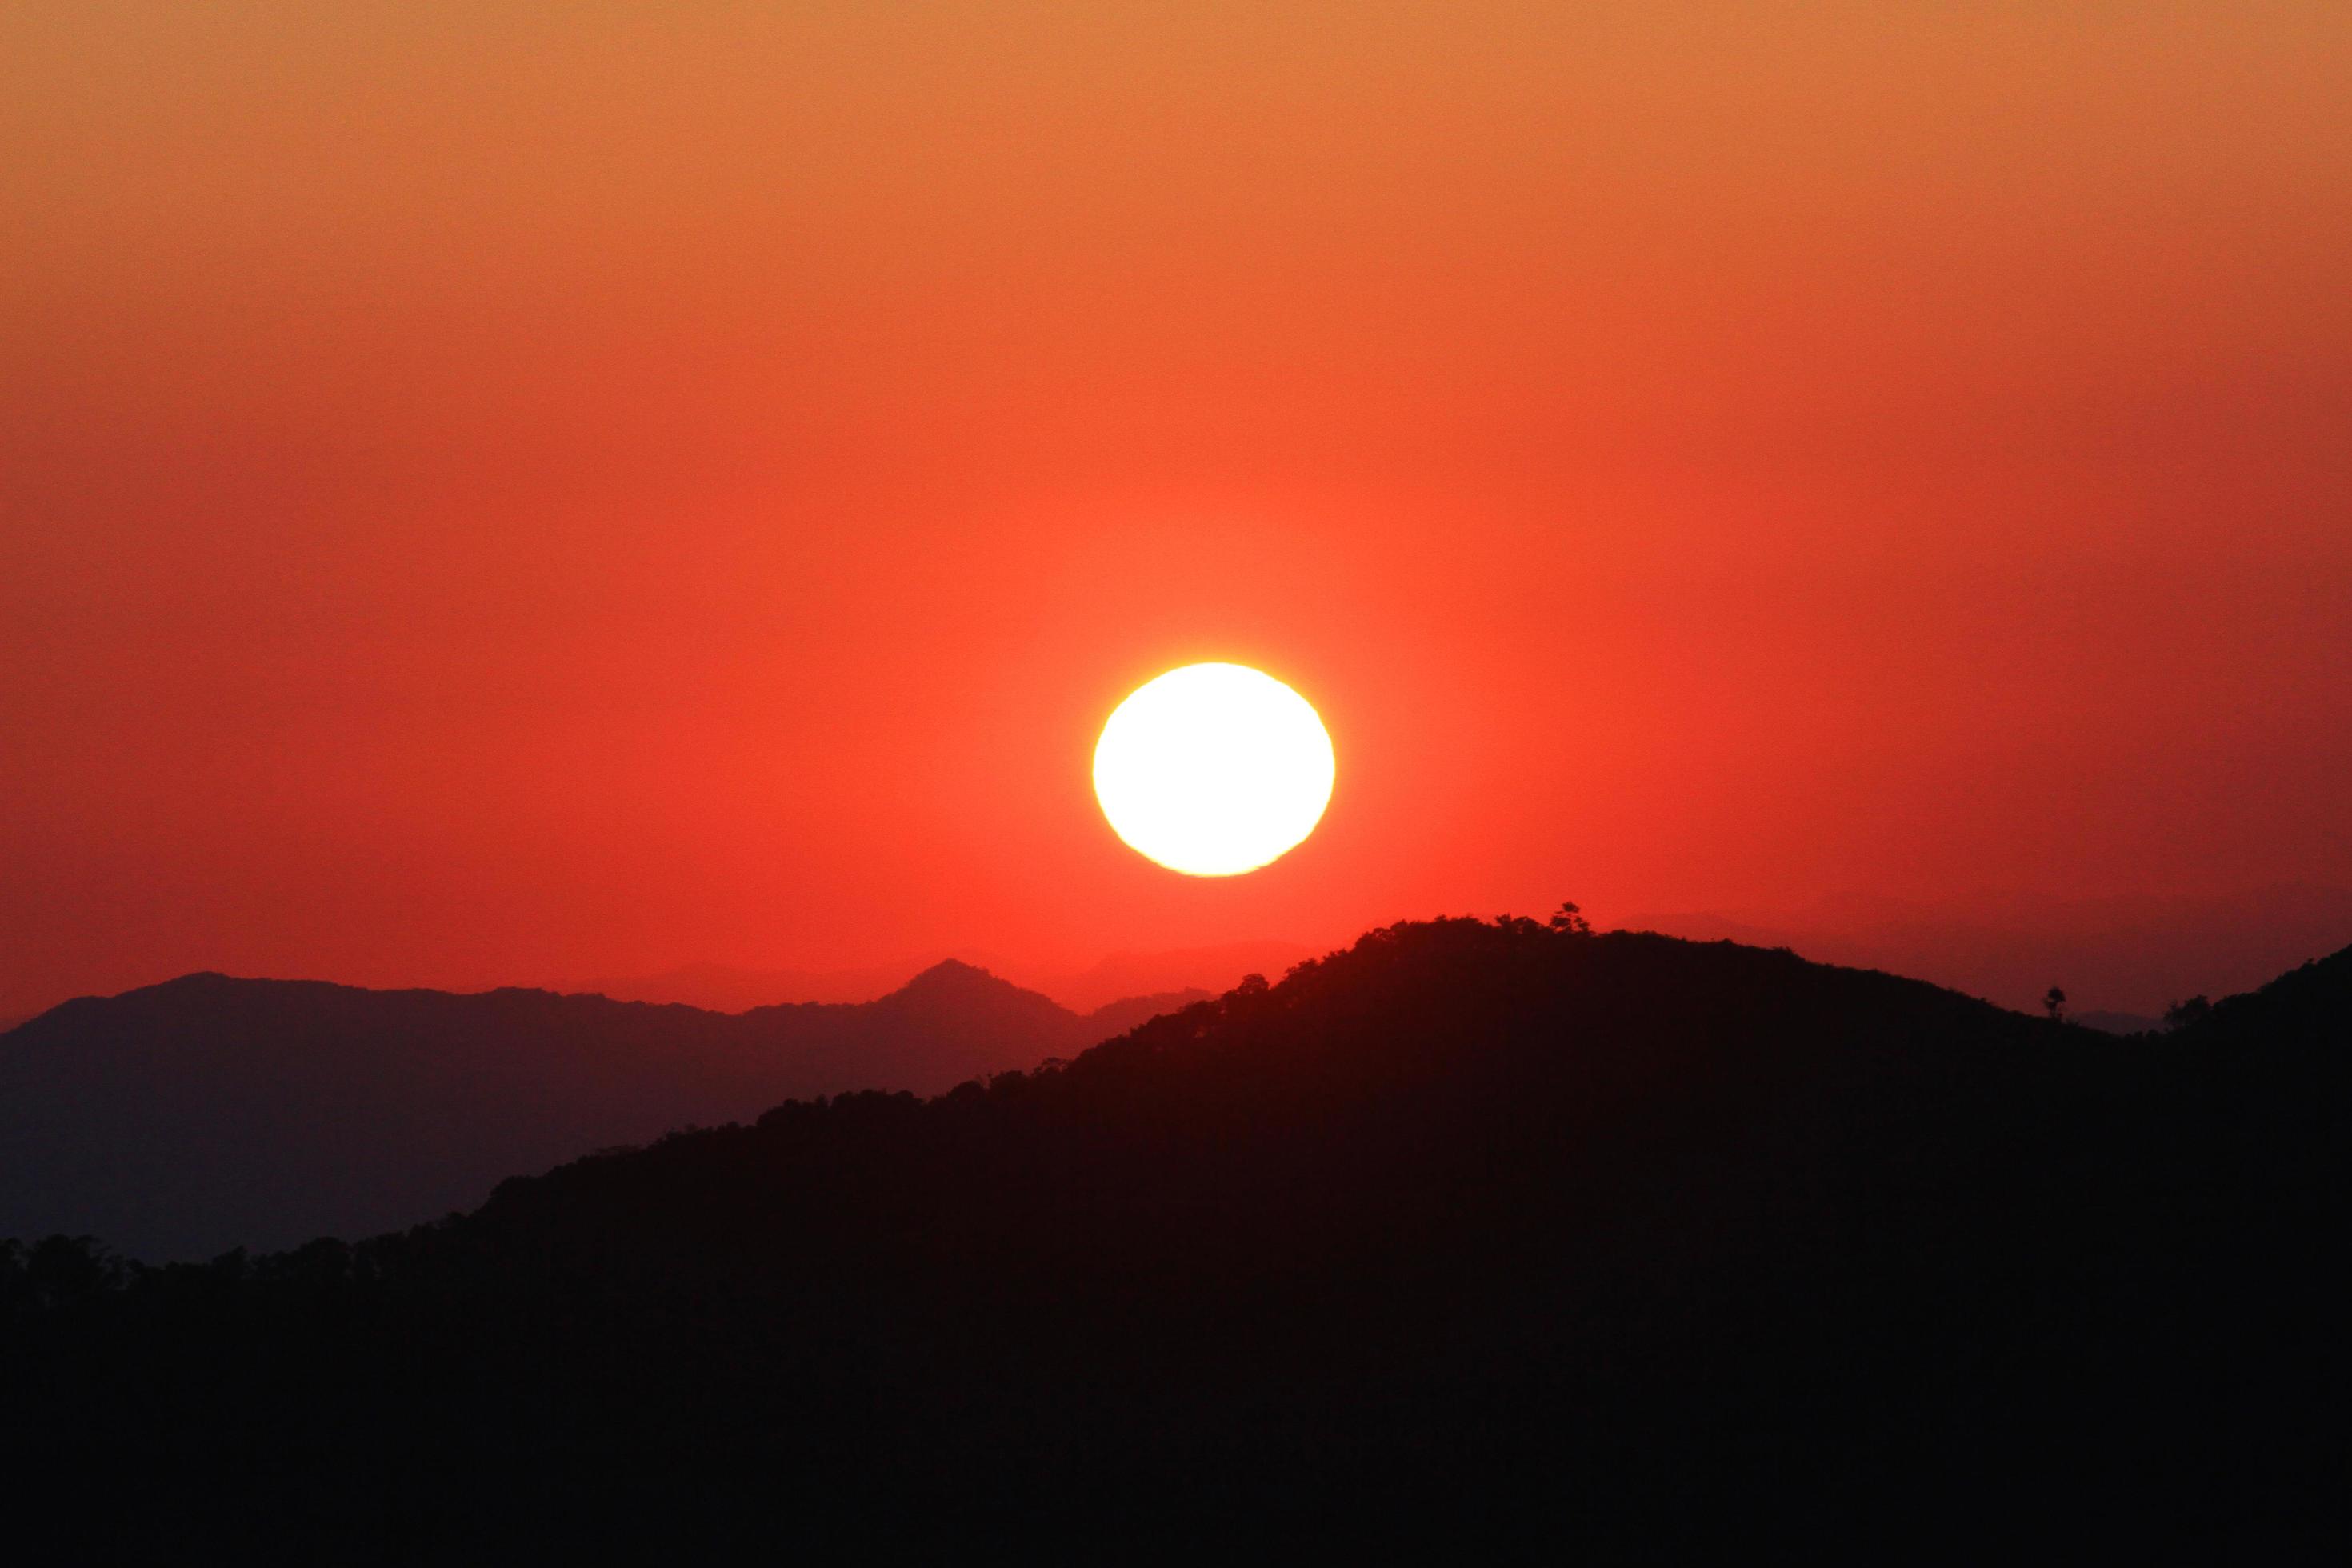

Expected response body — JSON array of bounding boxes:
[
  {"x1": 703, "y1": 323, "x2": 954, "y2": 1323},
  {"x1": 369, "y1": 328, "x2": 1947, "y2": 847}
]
[{"x1": 1094, "y1": 662, "x2": 1335, "y2": 877}]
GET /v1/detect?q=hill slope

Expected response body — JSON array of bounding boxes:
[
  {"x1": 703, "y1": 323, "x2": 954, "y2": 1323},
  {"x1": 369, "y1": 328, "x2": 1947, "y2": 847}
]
[
  {"x1": 0, "y1": 962, "x2": 1183, "y2": 1258},
  {"x1": 2, "y1": 918, "x2": 2342, "y2": 1553}
]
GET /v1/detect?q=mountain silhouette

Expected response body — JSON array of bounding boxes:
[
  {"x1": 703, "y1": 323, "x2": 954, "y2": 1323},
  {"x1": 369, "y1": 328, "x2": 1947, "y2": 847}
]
[
  {"x1": 2, "y1": 918, "x2": 2341, "y2": 1554},
  {"x1": 1037, "y1": 938, "x2": 1319, "y2": 1012},
  {"x1": 0, "y1": 962, "x2": 1195, "y2": 1260},
  {"x1": 1634, "y1": 882, "x2": 2352, "y2": 1015},
  {"x1": 582, "y1": 942, "x2": 1290, "y2": 1014},
  {"x1": 577, "y1": 957, "x2": 932, "y2": 1010}
]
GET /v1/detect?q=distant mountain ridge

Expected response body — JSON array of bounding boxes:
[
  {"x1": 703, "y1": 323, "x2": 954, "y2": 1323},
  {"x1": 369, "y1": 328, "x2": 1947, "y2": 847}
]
[
  {"x1": 0, "y1": 962, "x2": 1202, "y2": 1261},
  {"x1": 582, "y1": 939, "x2": 1306, "y2": 1015},
  {"x1": 579, "y1": 958, "x2": 938, "y2": 1011},
  {"x1": 1631, "y1": 882, "x2": 2352, "y2": 1015},
  {"x1": 1038, "y1": 938, "x2": 1318, "y2": 1013}
]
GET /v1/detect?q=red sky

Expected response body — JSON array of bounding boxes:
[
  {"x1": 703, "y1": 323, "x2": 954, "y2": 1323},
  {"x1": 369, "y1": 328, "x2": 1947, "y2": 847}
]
[{"x1": 5, "y1": 4, "x2": 2348, "y2": 1020}]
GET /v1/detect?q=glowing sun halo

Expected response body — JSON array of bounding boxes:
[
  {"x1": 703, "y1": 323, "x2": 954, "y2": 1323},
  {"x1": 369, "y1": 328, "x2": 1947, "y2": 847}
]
[{"x1": 1094, "y1": 663, "x2": 1335, "y2": 876}]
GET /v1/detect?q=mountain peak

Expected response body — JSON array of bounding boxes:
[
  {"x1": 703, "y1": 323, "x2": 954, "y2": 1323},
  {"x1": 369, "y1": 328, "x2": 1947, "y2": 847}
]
[
  {"x1": 898, "y1": 958, "x2": 1002, "y2": 992},
  {"x1": 894, "y1": 958, "x2": 1030, "y2": 1002}
]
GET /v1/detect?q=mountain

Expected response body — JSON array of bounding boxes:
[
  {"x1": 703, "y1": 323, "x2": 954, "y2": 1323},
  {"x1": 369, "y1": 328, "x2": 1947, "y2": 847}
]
[
  {"x1": 1067, "y1": 985, "x2": 1214, "y2": 1037},
  {"x1": 1039, "y1": 938, "x2": 1316, "y2": 1012},
  {"x1": 1632, "y1": 882, "x2": 2352, "y2": 1016},
  {"x1": 582, "y1": 941, "x2": 1306, "y2": 1015},
  {"x1": 577, "y1": 958, "x2": 928, "y2": 1010},
  {"x1": 0, "y1": 962, "x2": 1190, "y2": 1260},
  {"x1": 3, "y1": 918, "x2": 2341, "y2": 1554}
]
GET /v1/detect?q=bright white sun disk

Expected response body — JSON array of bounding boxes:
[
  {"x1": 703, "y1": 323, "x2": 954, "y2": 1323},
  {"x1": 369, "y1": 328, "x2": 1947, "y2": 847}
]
[{"x1": 1093, "y1": 663, "x2": 1335, "y2": 876}]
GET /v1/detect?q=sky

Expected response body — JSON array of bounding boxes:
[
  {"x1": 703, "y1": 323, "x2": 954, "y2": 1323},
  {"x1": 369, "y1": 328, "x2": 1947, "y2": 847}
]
[{"x1": 5, "y1": 3, "x2": 2349, "y2": 1020}]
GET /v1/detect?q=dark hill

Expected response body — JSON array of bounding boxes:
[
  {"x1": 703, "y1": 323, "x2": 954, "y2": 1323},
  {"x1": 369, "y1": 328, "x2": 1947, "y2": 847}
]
[
  {"x1": 2, "y1": 919, "x2": 2342, "y2": 1554},
  {"x1": 0, "y1": 963, "x2": 1188, "y2": 1259}
]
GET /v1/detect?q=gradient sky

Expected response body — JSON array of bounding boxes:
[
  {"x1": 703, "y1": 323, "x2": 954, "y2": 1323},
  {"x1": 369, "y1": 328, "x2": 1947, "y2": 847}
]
[{"x1": 5, "y1": 3, "x2": 2348, "y2": 1018}]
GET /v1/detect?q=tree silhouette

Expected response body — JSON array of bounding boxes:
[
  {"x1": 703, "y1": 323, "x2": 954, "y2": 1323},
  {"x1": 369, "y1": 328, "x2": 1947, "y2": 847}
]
[
  {"x1": 2043, "y1": 985, "x2": 2067, "y2": 1020},
  {"x1": 2165, "y1": 994, "x2": 2212, "y2": 1030}
]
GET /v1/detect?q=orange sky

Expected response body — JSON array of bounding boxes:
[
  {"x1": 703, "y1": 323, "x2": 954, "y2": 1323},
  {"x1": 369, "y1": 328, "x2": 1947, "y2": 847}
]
[{"x1": 4, "y1": 4, "x2": 2348, "y2": 1018}]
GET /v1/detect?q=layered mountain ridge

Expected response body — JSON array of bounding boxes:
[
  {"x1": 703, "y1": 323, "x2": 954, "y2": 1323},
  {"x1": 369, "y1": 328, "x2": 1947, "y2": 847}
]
[
  {"x1": 3, "y1": 918, "x2": 2342, "y2": 1552},
  {"x1": 0, "y1": 962, "x2": 1203, "y2": 1259}
]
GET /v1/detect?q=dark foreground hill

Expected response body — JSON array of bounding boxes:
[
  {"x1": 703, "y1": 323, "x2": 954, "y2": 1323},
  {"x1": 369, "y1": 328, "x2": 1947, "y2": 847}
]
[
  {"x1": 0, "y1": 963, "x2": 1198, "y2": 1259},
  {"x1": 2, "y1": 919, "x2": 2342, "y2": 1556}
]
